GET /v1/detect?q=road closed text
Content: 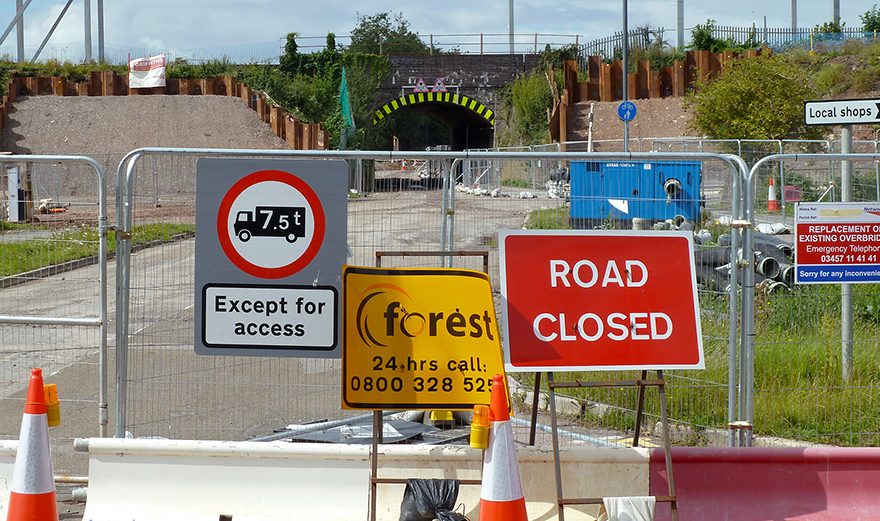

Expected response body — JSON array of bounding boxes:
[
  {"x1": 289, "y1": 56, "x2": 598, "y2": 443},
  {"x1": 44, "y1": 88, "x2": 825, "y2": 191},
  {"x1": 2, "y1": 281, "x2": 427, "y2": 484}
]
[
  {"x1": 203, "y1": 285, "x2": 336, "y2": 349},
  {"x1": 539, "y1": 259, "x2": 670, "y2": 342},
  {"x1": 500, "y1": 231, "x2": 704, "y2": 371}
]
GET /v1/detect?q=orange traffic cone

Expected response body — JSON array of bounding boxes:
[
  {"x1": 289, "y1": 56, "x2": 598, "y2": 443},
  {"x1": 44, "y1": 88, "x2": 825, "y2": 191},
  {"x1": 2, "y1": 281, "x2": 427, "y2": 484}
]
[
  {"x1": 6, "y1": 368, "x2": 58, "y2": 521},
  {"x1": 478, "y1": 374, "x2": 528, "y2": 521},
  {"x1": 768, "y1": 176, "x2": 779, "y2": 212}
]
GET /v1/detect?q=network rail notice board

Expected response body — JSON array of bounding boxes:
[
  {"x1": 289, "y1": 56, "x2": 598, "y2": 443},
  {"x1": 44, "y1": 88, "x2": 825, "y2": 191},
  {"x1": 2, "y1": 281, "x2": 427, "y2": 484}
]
[{"x1": 796, "y1": 202, "x2": 880, "y2": 284}]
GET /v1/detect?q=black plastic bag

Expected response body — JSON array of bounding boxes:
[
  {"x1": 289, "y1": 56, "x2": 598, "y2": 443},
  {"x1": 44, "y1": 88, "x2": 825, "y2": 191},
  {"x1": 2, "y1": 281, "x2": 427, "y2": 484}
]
[{"x1": 399, "y1": 478, "x2": 468, "y2": 521}]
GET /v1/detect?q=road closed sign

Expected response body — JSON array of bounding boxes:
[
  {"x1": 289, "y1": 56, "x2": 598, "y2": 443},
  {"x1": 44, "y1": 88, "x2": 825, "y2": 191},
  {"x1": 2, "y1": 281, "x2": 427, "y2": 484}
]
[
  {"x1": 342, "y1": 266, "x2": 506, "y2": 410},
  {"x1": 499, "y1": 230, "x2": 704, "y2": 372},
  {"x1": 194, "y1": 159, "x2": 347, "y2": 358}
]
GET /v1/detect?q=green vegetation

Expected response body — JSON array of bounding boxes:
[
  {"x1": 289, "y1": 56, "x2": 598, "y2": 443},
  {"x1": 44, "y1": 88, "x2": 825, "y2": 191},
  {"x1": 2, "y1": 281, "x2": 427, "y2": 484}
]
[
  {"x1": 524, "y1": 207, "x2": 568, "y2": 229},
  {"x1": 347, "y1": 12, "x2": 429, "y2": 55},
  {"x1": 814, "y1": 20, "x2": 845, "y2": 34},
  {"x1": 506, "y1": 71, "x2": 554, "y2": 145},
  {"x1": 0, "y1": 223, "x2": 193, "y2": 277},
  {"x1": 684, "y1": 53, "x2": 824, "y2": 141},
  {"x1": 689, "y1": 19, "x2": 759, "y2": 53},
  {"x1": 862, "y1": 5, "x2": 880, "y2": 32}
]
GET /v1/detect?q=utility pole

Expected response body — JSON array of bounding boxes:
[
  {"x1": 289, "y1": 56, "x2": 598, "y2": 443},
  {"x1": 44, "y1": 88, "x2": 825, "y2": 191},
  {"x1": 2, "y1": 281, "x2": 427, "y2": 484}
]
[
  {"x1": 791, "y1": 0, "x2": 797, "y2": 33},
  {"x1": 833, "y1": 0, "x2": 840, "y2": 28},
  {"x1": 508, "y1": 0, "x2": 514, "y2": 54},
  {"x1": 841, "y1": 125, "x2": 854, "y2": 383},
  {"x1": 84, "y1": 0, "x2": 92, "y2": 62},
  {"x1": 15, "y1": 0, "x2": 23, "y2": 62},
  {"x1": 97, "y1": 0, "x2": 104, "y2": 62},
  {"x1": 677, "y1": 0, "x2": 684, "y2": 49}
]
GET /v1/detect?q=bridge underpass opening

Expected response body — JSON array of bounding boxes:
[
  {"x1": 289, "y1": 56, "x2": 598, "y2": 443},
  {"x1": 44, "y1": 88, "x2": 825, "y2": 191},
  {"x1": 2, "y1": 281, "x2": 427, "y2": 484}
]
[{"x1": 373, "y1": 92, "x2": 495, "y2": 150}]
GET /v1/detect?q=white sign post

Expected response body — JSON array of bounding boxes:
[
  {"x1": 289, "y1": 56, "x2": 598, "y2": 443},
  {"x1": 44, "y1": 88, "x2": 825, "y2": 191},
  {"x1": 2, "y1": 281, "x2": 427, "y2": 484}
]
[{"x1": 6, "y1": 166, "x2": 20, "y2": 222}]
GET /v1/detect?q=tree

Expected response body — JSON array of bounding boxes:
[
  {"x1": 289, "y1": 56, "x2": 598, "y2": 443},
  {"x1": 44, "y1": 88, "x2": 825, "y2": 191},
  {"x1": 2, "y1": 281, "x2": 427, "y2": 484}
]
[
  {"x1": 349, "y1": 12, "x2": 429, "y2": 55},
  {"x1": 684, "y1": 54, "x2": 824, "y2": 142},
  {"x1": 861, "y1": 5, "x2": 880, "y2": 32}
]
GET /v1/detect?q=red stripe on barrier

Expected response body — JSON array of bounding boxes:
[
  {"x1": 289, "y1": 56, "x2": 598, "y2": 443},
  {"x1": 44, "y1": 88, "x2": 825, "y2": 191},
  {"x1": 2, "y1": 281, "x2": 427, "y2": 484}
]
[{"x1": 650, "y1": 447, "x2": 880, "y2": 521}]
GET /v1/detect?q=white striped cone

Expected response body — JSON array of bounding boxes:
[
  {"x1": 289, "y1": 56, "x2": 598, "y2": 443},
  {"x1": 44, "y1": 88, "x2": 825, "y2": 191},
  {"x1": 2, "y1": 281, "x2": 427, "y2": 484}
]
[
  {"x1": 768, "y1": 177, "x2": 779, "y2": 212},
  {"x1": 479, "y1": 374, "x2": 527, "y2": 521},
  {"x1": 7, "y1": 368, "x2": 57, "y2": 521}
]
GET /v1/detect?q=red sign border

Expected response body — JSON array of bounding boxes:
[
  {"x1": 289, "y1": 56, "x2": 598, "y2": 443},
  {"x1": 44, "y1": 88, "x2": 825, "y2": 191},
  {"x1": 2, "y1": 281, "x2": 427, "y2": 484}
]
[
  {"x1": 217, "y1": 169, "x2": 326, "y2": 279},
  {"x1": 498, "y1": 229, "x2": 704, "y2": 372}
]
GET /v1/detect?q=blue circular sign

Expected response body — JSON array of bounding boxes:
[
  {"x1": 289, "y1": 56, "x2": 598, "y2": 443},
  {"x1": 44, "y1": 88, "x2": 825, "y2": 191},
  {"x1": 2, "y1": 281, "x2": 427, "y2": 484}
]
[{"x1": 617, "y1": 101, "x2": 637, "y2": 122}]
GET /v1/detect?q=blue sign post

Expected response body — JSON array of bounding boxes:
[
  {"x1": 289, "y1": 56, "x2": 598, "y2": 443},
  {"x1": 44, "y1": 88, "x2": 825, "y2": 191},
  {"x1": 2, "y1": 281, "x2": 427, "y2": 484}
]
[{"x1": 617, "y1": 100, "x2": 637, "y2": 122}]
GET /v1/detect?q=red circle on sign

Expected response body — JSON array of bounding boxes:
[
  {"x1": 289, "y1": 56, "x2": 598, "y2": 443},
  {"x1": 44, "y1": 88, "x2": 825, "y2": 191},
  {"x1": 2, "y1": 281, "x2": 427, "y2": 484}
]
[{"x1": 217, "y1": 170, "x2": 325, "y2": 279}]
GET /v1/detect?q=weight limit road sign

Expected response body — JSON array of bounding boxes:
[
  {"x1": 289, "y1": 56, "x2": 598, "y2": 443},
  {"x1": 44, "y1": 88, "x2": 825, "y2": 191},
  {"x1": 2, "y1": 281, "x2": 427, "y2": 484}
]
[{"x1": 194, "y1": 158, "x2": 347, "y2": 358}]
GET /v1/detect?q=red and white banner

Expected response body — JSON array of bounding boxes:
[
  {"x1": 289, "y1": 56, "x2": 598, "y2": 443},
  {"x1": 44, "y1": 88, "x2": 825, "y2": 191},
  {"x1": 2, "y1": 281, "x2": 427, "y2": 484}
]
[
  {"x1": 129, "y1": 53, "x2": 166, "y2": 89},
  {"x1": 499, "y1": 230, "x2": 704, "y2": 372}
]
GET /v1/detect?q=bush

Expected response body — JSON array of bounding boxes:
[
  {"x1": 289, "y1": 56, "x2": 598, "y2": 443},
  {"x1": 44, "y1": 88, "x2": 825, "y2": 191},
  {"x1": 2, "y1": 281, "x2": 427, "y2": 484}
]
[
  {"x1": 690, "y1": 19, "x2": 758, "y2": 53},
  {"x1": 684, "y1": 54, "x2": 824, "y2": 141},
  {"x1": 507, "y1": 71, "x2": 553, "y2": 144},
  {"x1": 812, "y1": 62, "x2": 850, "y2": 94}
]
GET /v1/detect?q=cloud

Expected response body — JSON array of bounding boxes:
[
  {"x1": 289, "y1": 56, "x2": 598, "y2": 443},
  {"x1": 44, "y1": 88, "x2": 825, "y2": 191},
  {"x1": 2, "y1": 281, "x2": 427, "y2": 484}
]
[{"x1": 0, "y1": 0, "x2": 872, "y2": 62}]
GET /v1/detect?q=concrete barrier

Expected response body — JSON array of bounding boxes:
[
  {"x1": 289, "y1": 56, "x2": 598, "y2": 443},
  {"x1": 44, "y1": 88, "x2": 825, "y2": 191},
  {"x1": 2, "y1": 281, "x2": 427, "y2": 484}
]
[
  {"x1": 0, "y1": 440, "x2": 17, "y2": 520},
  {"x1": 650, "y1": 447, "x2": 880, "y2": 521},
  {"x1": 76, "y1": 438, "x2": 650, "y2": 521}
]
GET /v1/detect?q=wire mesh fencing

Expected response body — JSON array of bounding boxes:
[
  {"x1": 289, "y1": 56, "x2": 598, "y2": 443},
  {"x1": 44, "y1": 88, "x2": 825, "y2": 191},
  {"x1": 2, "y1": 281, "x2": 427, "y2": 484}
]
[
  {"x1": 20, "y1": 145, "x2": 880, "y2": 452},
  {"x1": 0, "y1": 156, "x2": 107, "y2": 475},
  {"x1": 746, "y1": 153, "x2": 880, "y2": 447}
]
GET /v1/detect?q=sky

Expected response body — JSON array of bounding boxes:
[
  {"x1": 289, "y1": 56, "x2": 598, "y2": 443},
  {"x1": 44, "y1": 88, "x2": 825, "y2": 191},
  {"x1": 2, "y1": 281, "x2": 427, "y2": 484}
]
[{"x1": 0, "y1": 1, "x2": 870, "y2": 59}]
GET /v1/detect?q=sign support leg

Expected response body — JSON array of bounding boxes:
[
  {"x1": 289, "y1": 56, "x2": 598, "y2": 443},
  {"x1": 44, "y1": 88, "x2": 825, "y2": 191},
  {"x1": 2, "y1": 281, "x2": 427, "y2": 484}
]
[
  {"x1": 369, "y1": 410, "x2": 382, "y2": 521},
  {"x1": 632, "y1": 370, "x2": 648, "y2": 447},
  {"x1": 529, "y1": 372, "x2": 542, "y2": 446},
  {"x1": 547, "y1": 372, "x2": 566, "y2": 521},
  {"x1": 547, "y1": 372, "x2": 678, "y2": 519},
  {"x1": 657, "y1": 370, "x2": 679, "y2": 521}
]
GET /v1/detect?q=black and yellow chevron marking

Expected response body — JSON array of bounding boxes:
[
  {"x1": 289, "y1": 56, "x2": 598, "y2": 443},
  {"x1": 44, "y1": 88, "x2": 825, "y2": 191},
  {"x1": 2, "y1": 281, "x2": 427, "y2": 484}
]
[{"x1": 373, "y1": 93, "x2": 495, "y2": 126}]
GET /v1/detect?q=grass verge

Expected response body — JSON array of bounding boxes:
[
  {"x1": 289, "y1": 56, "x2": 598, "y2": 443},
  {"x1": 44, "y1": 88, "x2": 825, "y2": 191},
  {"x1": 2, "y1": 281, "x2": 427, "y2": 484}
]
[{"x1": 0, "y1": 223, "x2": 194, "y2": 277}]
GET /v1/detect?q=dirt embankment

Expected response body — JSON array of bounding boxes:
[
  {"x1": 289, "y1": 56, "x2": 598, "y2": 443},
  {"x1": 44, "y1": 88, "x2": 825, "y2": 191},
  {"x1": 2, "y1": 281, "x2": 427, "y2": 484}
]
[
  {"x1": 568, "y1": 97, "x2": 692, "y2": 144},
  {"x1": 0, "y1": 95, "x2": 290, "y2": 156}
]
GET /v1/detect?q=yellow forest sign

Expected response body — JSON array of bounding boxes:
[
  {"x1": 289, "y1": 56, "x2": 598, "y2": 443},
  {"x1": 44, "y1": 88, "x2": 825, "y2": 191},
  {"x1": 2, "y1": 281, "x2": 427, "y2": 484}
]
[{"x1": 342, "y1": 266, "x2": 505, "y2": 409}]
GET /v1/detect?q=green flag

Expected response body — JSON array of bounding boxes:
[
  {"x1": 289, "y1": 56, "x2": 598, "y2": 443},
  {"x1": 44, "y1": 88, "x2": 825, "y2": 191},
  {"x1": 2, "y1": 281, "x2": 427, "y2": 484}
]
[{"x1": 339, "y1": 66, "x2": 355, "y2": 148}]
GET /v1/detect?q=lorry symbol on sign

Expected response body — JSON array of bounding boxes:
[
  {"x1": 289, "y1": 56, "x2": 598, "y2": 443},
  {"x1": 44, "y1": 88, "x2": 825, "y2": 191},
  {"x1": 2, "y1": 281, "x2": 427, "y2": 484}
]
[{"x1": 234, "y1": 206, "x2": 306, "y2": 243}]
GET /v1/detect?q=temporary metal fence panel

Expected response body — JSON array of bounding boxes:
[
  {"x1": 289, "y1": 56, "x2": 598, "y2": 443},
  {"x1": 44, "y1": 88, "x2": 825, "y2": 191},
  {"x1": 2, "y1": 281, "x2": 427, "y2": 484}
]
[
  {"x1": 428, "y1": 151, "x2": 746, "y2": 448},
  {"x1": 0, "y1": 155, "x2": 108, "y2": 476},
  {"x1": 115, "y1": 150, "x2": 456, "y2": 442},
  {"x1": 744, "y1": 153, "x2": 880, "y2": 448}
]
